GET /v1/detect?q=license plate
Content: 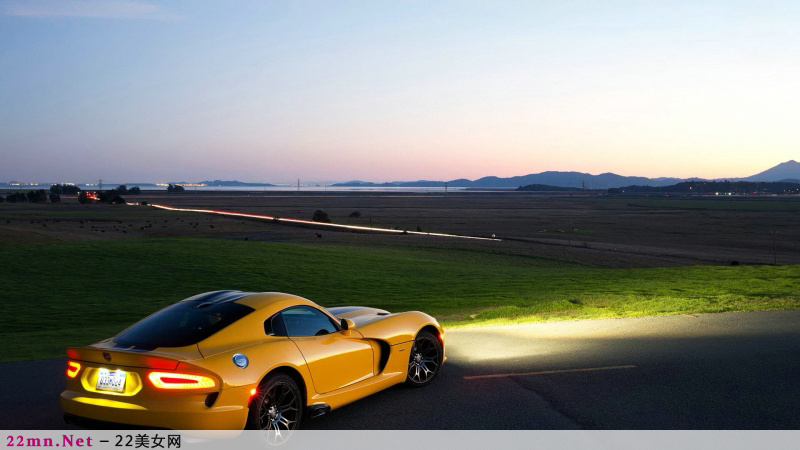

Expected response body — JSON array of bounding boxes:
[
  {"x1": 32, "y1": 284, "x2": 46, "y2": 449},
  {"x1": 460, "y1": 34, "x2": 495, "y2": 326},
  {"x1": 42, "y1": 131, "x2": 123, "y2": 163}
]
[{"x1": 96, "y1": 369, "x2": 127, "y2": 392}]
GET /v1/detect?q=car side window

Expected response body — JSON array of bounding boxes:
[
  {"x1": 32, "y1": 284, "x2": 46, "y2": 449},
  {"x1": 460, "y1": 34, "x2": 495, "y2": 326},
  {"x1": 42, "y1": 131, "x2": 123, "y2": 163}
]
[
  {"x1": 264, "y1": 313, "x2": 288, "y2": 337},
  {"x1": 281, "y1": 306, "x2": 340, "y2": 337}
]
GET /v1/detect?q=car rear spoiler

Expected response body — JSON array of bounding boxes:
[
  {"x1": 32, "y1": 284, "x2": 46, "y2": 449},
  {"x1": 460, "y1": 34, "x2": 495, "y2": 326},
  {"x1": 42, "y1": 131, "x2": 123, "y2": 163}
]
[{"x1": 65, "y1": 346, "x2": 200, "y2": 370}]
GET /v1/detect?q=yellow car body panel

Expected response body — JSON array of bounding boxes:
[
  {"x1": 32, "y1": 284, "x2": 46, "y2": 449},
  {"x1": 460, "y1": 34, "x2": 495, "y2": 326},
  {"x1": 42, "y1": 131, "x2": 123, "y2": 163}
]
[
  {"x1": 289, "y1": 331, "x2": 375, "y2": 394},
  {"x1": 60, "y1": 291, "x2": 445, "y2": 430}
]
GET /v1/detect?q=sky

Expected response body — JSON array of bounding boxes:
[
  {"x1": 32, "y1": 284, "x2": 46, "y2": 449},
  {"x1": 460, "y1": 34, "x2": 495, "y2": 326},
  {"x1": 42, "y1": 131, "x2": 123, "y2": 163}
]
[{"x1": 1, "y1": 0, "x2": 798, "y2": 184}]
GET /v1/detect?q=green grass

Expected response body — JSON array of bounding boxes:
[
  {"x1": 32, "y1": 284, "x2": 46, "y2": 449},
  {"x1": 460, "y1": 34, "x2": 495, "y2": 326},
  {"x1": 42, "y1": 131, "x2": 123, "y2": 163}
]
[{"x1": 1, "y1": 238, "x2": 798, "y2": 361}]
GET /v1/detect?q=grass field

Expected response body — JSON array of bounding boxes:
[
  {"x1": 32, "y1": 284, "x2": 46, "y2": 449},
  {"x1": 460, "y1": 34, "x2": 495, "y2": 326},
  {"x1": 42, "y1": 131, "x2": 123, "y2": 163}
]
[{"x1": 1, "y1": 238, "x2": 798, "y2": 362}]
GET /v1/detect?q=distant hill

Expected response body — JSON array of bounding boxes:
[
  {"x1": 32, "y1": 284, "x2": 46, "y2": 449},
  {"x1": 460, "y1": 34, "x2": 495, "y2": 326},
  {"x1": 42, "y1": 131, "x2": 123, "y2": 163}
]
[
  {"x1": 607, "y1": 180, "x2": 800, "y2": 195},
  {"x1": 467, "y1": 172, "x2": 684, "y2": 189},
  {"x1": 334, "y1": 161, "x2": 799, "y2": 189},
  {"x1": 334, "y1": 172, "x2": 684, "y2": 189},
  {"x1": 191, "y1": 180, "x2": 275, "y2": 187},
  {"x1": 742, "y1": 160, "x2": 800, "y2": 182},
  {"x1": 516, "y1": 184, "x2": 588, "y2": 192},
  {"x1": 334, "y1": 180, "x2": 402, "y2": 187}
]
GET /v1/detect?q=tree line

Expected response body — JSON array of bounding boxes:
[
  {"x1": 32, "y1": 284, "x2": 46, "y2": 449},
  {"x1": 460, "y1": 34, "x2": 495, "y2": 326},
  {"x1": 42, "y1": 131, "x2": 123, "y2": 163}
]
[
  {"x1": 1, "y1": 189, "x2": 56, "y2": 203},
  {"x1": 0, "y1": 184, "x2": 141, "y2": 204}
]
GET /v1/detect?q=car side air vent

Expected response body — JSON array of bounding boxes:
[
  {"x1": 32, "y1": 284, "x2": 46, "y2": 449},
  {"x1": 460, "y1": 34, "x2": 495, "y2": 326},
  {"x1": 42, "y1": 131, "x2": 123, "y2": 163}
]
[
  {"x1": 377, "y1": 312, "x2": 389, "y2": 316},
  {"x1": 196, "y1": 302, "x2": 214, "y2": 309}
]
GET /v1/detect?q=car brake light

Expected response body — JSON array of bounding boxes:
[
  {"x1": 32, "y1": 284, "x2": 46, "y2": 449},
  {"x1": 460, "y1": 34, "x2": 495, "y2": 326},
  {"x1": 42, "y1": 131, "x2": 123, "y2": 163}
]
[
  {"x1": 141, "y1": 357, "x2": 180, "y2": 370},
  {"x1": 67, "y1": 361, "x2": 81, "y2": 378},
  {"x1": 148, "y1": 372, "x2": 216, "y2": 389}
]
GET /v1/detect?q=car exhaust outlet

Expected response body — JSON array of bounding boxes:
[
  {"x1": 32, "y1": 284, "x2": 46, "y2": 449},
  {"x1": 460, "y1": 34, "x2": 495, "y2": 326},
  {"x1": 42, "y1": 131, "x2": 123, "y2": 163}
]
[
  {"x1": 204, "y1": 392, "x2": 220, "y2": 407},
  {"x1": 308, "y1": 404, "x2": 331, "y2": 419}
]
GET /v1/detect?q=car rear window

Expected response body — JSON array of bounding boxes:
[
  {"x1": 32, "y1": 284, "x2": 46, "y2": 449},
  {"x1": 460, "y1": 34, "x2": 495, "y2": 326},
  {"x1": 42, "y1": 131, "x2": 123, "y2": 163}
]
[{"x1": 114, "y1": 301, "x2": 254, "y2": 349}]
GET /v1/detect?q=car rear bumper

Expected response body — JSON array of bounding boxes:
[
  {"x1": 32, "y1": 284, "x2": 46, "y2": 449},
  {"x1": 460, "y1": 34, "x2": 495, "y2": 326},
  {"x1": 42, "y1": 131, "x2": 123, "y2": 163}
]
[{"x1": 60, "y1": 385, "x2": 252, "y2": 430}]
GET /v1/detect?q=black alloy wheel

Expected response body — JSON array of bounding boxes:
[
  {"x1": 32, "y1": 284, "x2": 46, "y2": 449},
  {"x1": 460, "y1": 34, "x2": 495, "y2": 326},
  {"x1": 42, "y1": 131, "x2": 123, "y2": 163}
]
[
  {"x1": 406, "y1": 330, "x2": 442, "y2": 387},
  {"x1": 247, "y1": 373, "x2": 303, "y2": 439}
]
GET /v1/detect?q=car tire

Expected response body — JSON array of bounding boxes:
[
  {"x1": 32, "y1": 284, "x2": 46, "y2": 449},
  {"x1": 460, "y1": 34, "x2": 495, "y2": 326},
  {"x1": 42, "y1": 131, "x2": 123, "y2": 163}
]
[
  {"x1": 405, "y1": 330, "x2": 443, "y2": 387},
  {"x1": 246, "y1": 373, "x2": 304, "y2": 431}
]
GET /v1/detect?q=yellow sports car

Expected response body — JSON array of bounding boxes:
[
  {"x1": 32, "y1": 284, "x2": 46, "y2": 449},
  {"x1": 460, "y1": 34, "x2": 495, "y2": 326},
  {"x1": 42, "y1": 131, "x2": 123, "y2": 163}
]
[{"x1": 61, "y1": 291, "x2": 445, "y2": 430}]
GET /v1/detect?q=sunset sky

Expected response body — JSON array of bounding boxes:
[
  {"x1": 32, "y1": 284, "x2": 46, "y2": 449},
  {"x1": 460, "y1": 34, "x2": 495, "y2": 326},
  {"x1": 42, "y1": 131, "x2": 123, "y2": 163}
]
[{"x1": 1, "y1": 1, "x2": 798, "y2": 183}]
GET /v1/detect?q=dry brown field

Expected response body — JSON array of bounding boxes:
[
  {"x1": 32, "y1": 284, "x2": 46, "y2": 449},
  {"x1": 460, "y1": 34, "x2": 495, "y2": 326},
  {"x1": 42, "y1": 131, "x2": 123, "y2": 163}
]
[{"x1": 2, "y1": 190, "x2": 798, "y2": 268}]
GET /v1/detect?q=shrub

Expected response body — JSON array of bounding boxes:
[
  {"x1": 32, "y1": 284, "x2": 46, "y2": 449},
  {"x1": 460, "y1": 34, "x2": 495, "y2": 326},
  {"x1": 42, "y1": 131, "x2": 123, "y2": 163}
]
[
  {"x1": 98, "y1": 190, "x2": 125, "y2": 204},
  {"x1": 50, "y1": 184, "x2": 80, "y2": 195},
  {"x1": 5, "y1": 192, "x2": 26, "y2": 203},
  {"x1": 312, "y1": 210, "x2": 331, "y2": 223},
  {"x1": 27, "y1": 189, "x2": 48, "y2": 203}
]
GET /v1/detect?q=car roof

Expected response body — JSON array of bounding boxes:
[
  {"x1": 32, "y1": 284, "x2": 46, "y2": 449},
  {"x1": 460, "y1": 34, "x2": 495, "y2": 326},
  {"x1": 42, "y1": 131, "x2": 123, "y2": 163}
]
[{"x1": 182, "y1": 290, "x2": 319, "y2": 311}]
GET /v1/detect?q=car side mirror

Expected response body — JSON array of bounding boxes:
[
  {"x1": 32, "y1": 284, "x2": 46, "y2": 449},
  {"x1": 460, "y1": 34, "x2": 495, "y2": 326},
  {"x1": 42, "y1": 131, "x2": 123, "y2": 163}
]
[{"x1": 341, "y1": 318, "x2": 356, "y2": 331}]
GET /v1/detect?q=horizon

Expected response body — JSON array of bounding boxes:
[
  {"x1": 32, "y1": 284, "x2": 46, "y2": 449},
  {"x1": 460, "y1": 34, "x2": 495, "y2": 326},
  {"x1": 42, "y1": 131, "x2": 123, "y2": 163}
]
[
  {"x1": 2, "y1": 1, "x2": 799, "y2": 182},
  {"x1": 3, "y1": 159, "x2": 797, "y2": 186}
]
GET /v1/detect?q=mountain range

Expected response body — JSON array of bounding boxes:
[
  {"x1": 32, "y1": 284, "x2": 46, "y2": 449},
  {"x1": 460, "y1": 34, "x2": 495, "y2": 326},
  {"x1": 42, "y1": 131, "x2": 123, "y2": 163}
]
[
  {"x1": 740, "y1": 160, "x2": 800, "y2": 183},
  {"x1": 334, "y1": 160, "x2": 800, "y2": 189},
  {"x1": 3, "y1": 161, "x2": 798, "y2": 190},
  {"x1": 191, "y1": 180, "x2": 275, "y2": 187}
]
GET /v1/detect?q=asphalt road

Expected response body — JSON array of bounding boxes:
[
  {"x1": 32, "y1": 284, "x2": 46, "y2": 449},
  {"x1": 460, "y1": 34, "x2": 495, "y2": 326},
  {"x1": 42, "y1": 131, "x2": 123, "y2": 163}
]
[{"x1": 2, "y1": 311, "x2": 799, "y2": 430}]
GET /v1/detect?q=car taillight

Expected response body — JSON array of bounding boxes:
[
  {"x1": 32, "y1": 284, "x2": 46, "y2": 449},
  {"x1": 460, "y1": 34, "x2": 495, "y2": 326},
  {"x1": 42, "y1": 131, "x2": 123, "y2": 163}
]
[
  {"x1": 148, "y1": 372, "x2": 216, "y2": 389},
  {"x1": 67, "y1": 361, "x2": 81, "y2": 378}
]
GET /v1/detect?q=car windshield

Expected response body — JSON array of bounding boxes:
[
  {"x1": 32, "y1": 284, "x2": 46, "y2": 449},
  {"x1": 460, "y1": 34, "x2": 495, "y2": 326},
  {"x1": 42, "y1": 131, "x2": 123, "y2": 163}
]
[{"x1": 114, "y1": 300, "x2": 254, "y2": 349}]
